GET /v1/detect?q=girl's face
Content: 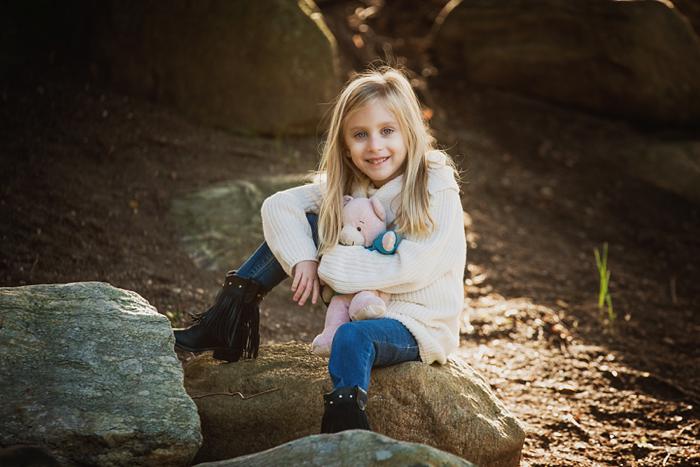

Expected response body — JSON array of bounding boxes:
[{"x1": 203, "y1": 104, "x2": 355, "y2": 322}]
[{"x1": 343, "y1": 100, "x2": 408, "y2": 188}]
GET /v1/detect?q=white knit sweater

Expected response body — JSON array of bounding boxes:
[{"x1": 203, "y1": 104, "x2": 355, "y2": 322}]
[{"x1": 261, "y1": 151, "x2": 466, "y2": 364}]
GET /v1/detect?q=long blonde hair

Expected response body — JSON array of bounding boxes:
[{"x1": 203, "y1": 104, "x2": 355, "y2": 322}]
[{"x1": 317, "y1": 66, "x2": 443, "y2": 255}]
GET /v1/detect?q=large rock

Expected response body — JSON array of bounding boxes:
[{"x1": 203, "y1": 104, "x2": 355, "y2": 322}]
[
  {"x1": 193, "y1": 430, "x2": 475, "y2": 467},
  {"x1": 0, "y1": 282, "x2": 201, "y2": 466},
  {"x1": 431, "y1": 0, "x2": 700, "y2": 126},
  {"x1": 370, "y1": 357, "x2": 524, "y2": 467},
  {"x1": 170, "y1": 174, "x2": 309, "y2": 272},
  {"x1": 673, "y1": 0, "x2": 700, "y2": 37},
  {"x1": 92, "y1": 0, "x2": 340, "y2": 135},
  {"x1": 620, "y1": 138, "x2": 700, "y2": 204},
  {"x1": 184, "y1": 343, "x2": 525, "y2": 467}
]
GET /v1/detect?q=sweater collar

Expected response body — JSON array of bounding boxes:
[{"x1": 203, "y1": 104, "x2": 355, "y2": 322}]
[{"x1": 366, "y1": 173, "x2": 404, "y2": 197}]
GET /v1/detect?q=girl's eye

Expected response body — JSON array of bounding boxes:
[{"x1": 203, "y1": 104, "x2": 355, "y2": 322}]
[
  {"x1": 354, "y1": 131, "x2": 367, "y2": 139},
  {"x1": 356, "y1": 226, "x2": 362, "y2": 232},
  {"x1": 381, "y1": 127, "x2": 395, "y2": 136}
]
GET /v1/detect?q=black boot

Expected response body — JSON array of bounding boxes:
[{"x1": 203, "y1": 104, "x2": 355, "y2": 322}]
[
  {"x1": 174, "y1": 270, "x2": 266, "y2": 362},
  {"x1": 320, "y1": 386, "x2": 371, "y2": 433}
]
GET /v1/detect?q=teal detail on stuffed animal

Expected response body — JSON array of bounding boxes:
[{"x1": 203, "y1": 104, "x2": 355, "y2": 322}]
[{"x1": 366, "y1": 230, "x2": 401, "y2": 255}]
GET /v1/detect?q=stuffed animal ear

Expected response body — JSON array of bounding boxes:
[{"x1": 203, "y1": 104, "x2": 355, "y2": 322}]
[
  {"x1": 342, "y1": 195, "x2": 354, "y2": 207},
  {"x1": 370, "y1": 197, "x2": 386, "y2": 222}
]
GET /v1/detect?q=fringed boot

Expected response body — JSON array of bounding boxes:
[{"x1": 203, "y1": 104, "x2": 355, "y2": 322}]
[
  {"x1": 174, "y1": 270, "x2": 265, "y2": 362},
  {"x1": 320, "y1": 386, "x2": 371, "y2": 433}
]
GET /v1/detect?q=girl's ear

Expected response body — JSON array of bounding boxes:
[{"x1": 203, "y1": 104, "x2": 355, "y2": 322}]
[
  {"x1": 370, "y1": 197, "x2": 386, "y2": 222},
  {"x1": 342, "y1": 195, "x2": 354, "y2": 207}
]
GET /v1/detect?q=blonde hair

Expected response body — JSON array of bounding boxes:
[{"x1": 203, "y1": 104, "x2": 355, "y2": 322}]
[{"x1": 317, "y1": 66, "x2": 446, "y2": 255}]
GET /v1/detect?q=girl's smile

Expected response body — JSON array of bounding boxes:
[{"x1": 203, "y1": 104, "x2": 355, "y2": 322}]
[{"x1": 343, "y1": 100, "x2": 408, "y2": 188}]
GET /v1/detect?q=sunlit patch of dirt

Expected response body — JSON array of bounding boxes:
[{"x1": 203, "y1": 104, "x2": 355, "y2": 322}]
[{"x1": 457, "y1": 286, "x2": 698, "y2": 465}]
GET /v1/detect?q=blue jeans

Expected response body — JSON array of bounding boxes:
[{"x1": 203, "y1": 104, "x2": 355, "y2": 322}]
[
  {"x1": 237, "y1": 213, "x2": 420, "y2": 390},
  {"x1": 236, "y1": 213, "x2": 319, "y2": 290},
  {"x1": 329, "y1": 319, "x2": 420, "y2": 391}
]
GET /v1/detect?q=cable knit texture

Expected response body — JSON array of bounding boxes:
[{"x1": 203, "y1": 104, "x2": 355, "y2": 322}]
[{"x1": 261, "y1": 151, "x2": 466, "y2": 364}]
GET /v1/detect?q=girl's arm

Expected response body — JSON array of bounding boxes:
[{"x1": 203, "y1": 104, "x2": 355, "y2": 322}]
[
  {"x1": 261, "y1": 182, "x2": 324, "y2": 277},
  {"x1": 318, "y1": 188, "x2": 465, "y2": 295}
]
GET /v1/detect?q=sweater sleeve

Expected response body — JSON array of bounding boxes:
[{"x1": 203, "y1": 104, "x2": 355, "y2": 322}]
[
  {"x1": 318, "y1": 188, "x2": 464, "y2": 294},
  {"x1": 261, "y1": 182, "x2": 324, "y2": 276}
]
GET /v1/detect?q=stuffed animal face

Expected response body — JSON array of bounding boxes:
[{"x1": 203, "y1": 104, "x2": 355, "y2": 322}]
[{"x1": 339, "y1": 196, "x2": 387, "y2": 247}]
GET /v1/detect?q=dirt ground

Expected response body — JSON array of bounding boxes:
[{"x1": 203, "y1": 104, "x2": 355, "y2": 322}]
[{"x1": 2, "y1": 2, "x2": 700, "y2": 466}]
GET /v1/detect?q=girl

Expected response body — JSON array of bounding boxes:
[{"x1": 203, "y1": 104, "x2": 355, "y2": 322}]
[{"x1": 175, "y1": 66, "x2": 466, "y2": 433}]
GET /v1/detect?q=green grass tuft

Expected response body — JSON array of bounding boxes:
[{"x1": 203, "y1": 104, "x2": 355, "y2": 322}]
[{"x1": 594, "y1": 243, "x2": 616, "y2": 324}]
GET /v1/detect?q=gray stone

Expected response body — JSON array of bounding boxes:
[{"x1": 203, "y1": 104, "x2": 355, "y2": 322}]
[
  {"x1": 619, "y1": 139, "x2": 700, "y2": 204},
  {"x1": 193, "y1": 430, "x2": 475, "y2": 467},
  {"x1": 184, "y1": 343, "x2": 525, "y2": 467},
  {"x1": 673, "y1": 0, "x2": 700, "y2": 37},
  {"x1": 431, "y1": 0, "x2": 700, "y2": 126},
  {"x1": 0, "y1": 282, "x2": 201, "y2": 466},
  {"x1": 170, "y1": 174, "x2": 310, "y2": 272},
  {"x1": 92, "y1": 0, "x2": 340, "y2": 135}
]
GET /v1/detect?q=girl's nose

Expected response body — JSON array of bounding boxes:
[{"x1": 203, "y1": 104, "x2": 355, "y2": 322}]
[{"x1": 368, "y1": 134, "x2": 382, "y2": 151}]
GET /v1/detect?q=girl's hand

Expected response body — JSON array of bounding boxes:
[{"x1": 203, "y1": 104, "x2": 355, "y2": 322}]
[{"x1": 291, "y1": 260, "x2": 320, "y2": 306}]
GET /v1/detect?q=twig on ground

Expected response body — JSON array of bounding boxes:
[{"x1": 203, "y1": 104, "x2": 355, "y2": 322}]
[
  {"x1": 563, "y1": 414, "x2": 590, "y2": 439},
  {"x1": 662, "y1": 450, "x2": 671, "y2": 465},
  {"x1": 677, "y1": 422, "x2": 697, "y2": 437},
  {"x1": 191, "y1": 387, "x2": 279, "y2": 400}
]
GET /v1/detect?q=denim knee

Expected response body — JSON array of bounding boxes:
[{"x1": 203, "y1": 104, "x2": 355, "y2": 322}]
[{"x1": 332, "y1": 322, "x2": 370, "y2": 355}]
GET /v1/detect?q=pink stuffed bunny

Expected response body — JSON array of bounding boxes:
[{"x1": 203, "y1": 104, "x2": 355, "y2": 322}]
[{"x1": 311, "y1": 196, "x2": 399, "y2": 357}]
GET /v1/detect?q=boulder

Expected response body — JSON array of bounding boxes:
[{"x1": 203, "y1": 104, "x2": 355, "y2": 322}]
[
  {"x1": 619, "y1": 138, "x2": 700, "y2": 204},
  {"x1": 370, "y1": 357, "x2": 525, "y2": 467},
  {"x1": 92, "y1": 0, "x2": 340, "y2": 135},
  {"x1": 170, "y1": 174, "x2": 310, "y2": 272},
  {"x1": 193, "y1": 430, "x2": 475, "y2": 467},
  {"x1": 673, "y1": 0, "x2": 700, "y2": 37},
  {"x1": 0, "y1": 282, "x2": 201, "y2": 466},
  {"x1": 184, "y1": 342, "x2": 525, "y2": 467},
  {"x1": 431, "y1": 0, "x2": 700, "y2": 126}
]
